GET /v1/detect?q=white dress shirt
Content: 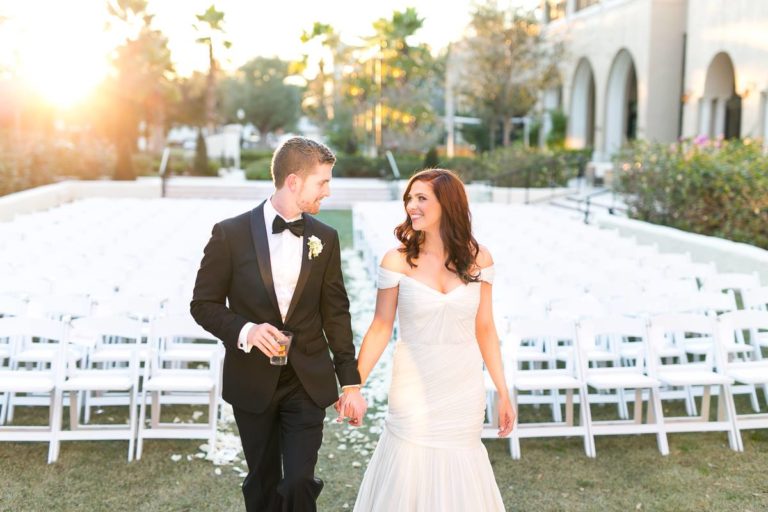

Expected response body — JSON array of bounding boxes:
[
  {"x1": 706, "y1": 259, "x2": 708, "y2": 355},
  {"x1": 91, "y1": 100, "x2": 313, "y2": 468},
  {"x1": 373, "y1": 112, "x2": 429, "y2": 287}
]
[{"x1": 238, "y1": 197, "x2": 303, "y2": 353}]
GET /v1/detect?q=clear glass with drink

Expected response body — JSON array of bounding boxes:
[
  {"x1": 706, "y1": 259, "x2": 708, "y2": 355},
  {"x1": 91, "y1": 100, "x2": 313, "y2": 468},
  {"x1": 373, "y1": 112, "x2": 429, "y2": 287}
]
[{"x1": 270, "y1": 330, "x2": 293, "y2": 365}]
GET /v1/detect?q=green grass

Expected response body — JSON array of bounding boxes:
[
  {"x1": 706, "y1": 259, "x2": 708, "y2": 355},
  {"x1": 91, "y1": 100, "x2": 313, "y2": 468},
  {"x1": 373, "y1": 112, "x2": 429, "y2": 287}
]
[
  {"x1": 315, "y1": 210, "x2": 354, "y2": 250},
  {"x1": 2, "y1": 403, "x2": 768, "y2": 511}
]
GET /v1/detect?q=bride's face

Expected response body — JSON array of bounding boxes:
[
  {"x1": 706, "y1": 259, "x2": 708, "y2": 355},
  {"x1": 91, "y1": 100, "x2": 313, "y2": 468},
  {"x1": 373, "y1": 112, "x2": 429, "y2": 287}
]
[{"x1": 405, "y1": 180, "x2": 441, "y2": 232}]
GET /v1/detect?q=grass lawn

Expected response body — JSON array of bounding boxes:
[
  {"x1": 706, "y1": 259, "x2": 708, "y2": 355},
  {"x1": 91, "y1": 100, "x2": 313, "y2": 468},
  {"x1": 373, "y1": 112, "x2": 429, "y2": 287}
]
[{"x1": 2, "y1": 210, "x2": 768, "y2": 511}]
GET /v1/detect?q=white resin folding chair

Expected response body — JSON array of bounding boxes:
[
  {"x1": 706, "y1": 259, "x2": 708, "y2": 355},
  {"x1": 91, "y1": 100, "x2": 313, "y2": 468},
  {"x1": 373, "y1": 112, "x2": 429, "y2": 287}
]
[
  {"x1": 743, "y1": 287, "x2": 768, "y2": 356},
  {"x1": 135, "y1": 320, "x2": 223, "y2": 460},
  {"x1": 647, "y1": 313, "x2": 742, "y2": 451},
  {"x1": 717, "y1": 311, "x2": 768, "y2": 430},
  {"x1": 576, "y1": 320, "x2": 669, "y2": 456},
  {"x1": 492, "y1": 319, "x2": 594, "y2": 459},
  {"x1": 0, "y1": 318, "x2": 67, "y2": 462},
  {"x1": 53, "y1": 339, "x2": 141, "y2": 462},
  {"x1": 69, "y1": 316, "x2": 146, "y2": 424}
]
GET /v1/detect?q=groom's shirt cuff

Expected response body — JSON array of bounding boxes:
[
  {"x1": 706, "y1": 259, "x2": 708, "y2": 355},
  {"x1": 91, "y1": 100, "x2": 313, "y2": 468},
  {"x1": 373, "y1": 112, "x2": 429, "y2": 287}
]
[{"x1": 238, "y1": 322, "x2": 254, "y2": 353}]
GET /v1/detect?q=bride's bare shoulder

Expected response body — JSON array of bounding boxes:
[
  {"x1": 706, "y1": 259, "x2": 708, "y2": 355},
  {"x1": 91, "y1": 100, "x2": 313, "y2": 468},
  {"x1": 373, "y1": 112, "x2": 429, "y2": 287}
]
[
  {"x1": 475, "y1": 244, "x2": 494, "y2": 269},
  {"x1": 380, "y1": 246, "x2": 409, "y2": 273}
]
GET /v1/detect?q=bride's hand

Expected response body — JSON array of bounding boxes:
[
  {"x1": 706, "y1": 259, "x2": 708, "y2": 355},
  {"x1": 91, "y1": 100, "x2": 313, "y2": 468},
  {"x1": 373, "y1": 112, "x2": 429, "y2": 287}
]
[{"x1": 497, "y1": 396, "x2": 516, "y2": 437}]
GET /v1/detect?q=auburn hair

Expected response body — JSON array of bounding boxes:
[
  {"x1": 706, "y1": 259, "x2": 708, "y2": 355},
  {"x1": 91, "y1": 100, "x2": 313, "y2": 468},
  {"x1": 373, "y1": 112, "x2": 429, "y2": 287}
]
[{"x1": 394, "y1": 168, "x2": 480, "y2": 283}]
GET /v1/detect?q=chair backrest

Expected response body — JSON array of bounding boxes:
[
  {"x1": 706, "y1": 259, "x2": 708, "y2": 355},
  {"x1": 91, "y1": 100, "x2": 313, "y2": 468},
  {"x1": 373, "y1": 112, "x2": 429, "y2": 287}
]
[
  {"x1": 743, "y1": 286, "x2": 768, "y2": 311},
  {"x1": 674, "y1": 290, "x2": 738, "y2": 316},
  {"x1": 716, "y1": 310, "x2": 768, "y2": 367},
  {"x1": 646, "y1": 313, "x2": 720, "y2": 371},
  {"x1": 577, "y1": 316, "x2": 649, "y2": 370},
  {"x1": 506, "y1": 318, "x2": 579, "y2": 372},
  {"x1": 70, "y1": 315, "x2": 144, "y2": 352},
  {"x1": 702, "y1": 272, "x2": 761, "y2": 294}
]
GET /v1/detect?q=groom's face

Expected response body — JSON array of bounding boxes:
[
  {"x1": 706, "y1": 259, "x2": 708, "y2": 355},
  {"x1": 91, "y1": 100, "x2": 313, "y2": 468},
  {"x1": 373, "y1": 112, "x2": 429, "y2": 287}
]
[{"x1": 296, "y1": 163, "x2": 333, "y2": 214}]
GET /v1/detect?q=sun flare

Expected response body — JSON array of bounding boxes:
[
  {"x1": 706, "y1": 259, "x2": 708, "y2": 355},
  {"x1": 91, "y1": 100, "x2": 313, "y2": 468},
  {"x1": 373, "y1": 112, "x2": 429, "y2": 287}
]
[{"x1": 0, "y1": 1, "x2": 114, "y2": 108}]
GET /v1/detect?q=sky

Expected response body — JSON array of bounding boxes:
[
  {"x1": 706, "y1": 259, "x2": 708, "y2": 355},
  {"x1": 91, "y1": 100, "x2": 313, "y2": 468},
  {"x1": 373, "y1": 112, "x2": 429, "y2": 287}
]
[{"x1": 0, "y1": 0, "x2": 539, "y2": 107}]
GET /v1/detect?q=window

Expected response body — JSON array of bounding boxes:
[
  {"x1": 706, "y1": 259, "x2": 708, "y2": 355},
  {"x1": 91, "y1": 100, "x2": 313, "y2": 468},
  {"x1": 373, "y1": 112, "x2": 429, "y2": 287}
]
[
  {"x1": 545, "y1": 0, "x2": 567, "y2": 22},
  {"x1": 575, "y1": 0, "x2": 600, "y2": 11}
]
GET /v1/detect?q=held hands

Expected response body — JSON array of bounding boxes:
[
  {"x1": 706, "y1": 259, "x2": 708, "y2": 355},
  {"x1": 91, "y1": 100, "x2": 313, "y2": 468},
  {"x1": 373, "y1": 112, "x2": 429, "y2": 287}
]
[
  {"x1": 247, "y1": 323, "x2": 283, "y2": 357},
  {"x1": 497, "y1": 396, "x2": 516, "y2": 438},
  {"x1": 334, "y1": 388, "x2": 367, "y2": 427}
]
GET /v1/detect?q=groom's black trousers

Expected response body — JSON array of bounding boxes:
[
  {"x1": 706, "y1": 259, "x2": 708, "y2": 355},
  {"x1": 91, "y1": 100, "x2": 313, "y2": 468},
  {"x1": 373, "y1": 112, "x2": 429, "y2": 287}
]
[{"x1": 233, "y1": 364, "x2": 326, "y2": 512}]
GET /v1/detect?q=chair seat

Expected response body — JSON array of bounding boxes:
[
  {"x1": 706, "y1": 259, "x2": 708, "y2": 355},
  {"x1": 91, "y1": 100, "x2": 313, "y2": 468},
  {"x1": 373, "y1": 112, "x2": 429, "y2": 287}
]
[
  {"x1": 515, "y1": 374, "x2": 582, "y2": 390},
  {"x1": 144, "y1": 374, "x2": 215, "y2": 392},
  {"x1": 656, "y1": 368, "x2": 733, "y2": 386},
  {"x1": 686, "y1": 340, "x2": 753, "y2": 355},
  {"x1": 0, "y1": 371, "x2": 55, "y2": 392},
  {"x1": 726, "y1": 364, "x2": 768, "y2": 384},
  {"x1": 586, "y1": 371, "x2": 659, "y2": 389},
  {"x1": 161, "y1": 346, "x2": 218, "y2": 362},
  {"x1": 90, "y1": 346, "x2": 149, "y2": 362},
  {"x1": 14, "y1": 345, "x2": 81, "y2": 363},
  {"x1": 61, "y1": 373, "x2": 134, "y2": 391}
]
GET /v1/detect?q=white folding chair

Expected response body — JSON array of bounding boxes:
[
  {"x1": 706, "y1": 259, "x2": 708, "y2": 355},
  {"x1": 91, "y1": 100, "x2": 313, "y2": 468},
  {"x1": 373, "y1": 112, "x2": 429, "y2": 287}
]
[
  {"x1": 492, "y1": 319, "x2": 594, "y2": 459},
  {"x1": 576, "y1": 319, "x2": 669, "y2": 456},
  {"x1": 717, "y1": 311, "x2": 768, "y2": 431},
  {"x1": 54, "y1": 339, "x2": 141, "y2": 462},
  {"x1": 0, "y1": 318, "x2": 67, "y2": 463},
  {"x1": 69, "y1": 316, "x2": 146, "y2": 424},
  {"x1": 135, "y1": 320, "x2": 223, "y2": 460},
  {"x1": 647, "y1": 313, "x2": 742, "y2": 451}
]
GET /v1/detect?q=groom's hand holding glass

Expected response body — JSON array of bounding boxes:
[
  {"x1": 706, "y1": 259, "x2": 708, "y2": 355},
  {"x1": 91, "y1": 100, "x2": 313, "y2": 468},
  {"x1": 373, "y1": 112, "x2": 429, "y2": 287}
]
[{"x1": 245, "y1": 323, "x2": 285, "y2": 357}]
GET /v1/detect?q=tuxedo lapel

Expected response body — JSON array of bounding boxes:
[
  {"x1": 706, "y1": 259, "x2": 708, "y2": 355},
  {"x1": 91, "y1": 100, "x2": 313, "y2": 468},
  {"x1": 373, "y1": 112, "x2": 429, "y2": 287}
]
[
  {"x1": 284, "y1": 213, "x2": 314, "y2": 324},
  {"x1": 250, "y1": 202, "x2": 281, "y2": 318}
]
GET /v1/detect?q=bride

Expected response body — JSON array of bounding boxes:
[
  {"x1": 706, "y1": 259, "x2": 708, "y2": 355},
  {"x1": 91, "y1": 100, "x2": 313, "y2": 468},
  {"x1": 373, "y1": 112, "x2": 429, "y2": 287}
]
[{"x1": 343, "y1": 168, "x2": 515, "y2": 511}]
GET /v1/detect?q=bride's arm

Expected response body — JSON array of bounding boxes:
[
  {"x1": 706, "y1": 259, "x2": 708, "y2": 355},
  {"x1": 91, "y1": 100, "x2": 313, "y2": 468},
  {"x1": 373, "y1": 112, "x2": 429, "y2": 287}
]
[
  {"x1": 475, "y1": 247, "x2": 515, "y2": 436},
  {"x1": 357, "y1": 286, "x2": 398, "y2": 385}
]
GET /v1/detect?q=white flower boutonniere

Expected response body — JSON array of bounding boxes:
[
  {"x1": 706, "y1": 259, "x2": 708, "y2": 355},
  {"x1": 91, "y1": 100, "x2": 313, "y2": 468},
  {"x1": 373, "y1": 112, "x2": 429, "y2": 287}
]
[{"x1": 307, "y1": 235, "x2": 323, "y2": 260}]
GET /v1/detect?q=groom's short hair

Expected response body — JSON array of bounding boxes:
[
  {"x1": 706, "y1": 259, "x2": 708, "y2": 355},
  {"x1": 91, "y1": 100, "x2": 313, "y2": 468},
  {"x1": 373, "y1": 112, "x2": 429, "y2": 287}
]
[{"x1": 271, "y1": 137, "x2": 336, "y2": 188}]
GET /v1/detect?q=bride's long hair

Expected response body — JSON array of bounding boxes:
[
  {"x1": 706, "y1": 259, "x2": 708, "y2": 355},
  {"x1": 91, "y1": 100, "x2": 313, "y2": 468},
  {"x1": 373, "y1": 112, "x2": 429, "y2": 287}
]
[{"x1": 394, "y1": 168, "x2": 480, "y2": 284}]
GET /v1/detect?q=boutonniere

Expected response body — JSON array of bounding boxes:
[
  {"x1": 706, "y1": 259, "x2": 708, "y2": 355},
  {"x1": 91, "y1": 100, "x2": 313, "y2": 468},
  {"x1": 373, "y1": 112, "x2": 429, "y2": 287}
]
[{"x1": 307, "y1": 235, "x2": 323, "y2": 260}]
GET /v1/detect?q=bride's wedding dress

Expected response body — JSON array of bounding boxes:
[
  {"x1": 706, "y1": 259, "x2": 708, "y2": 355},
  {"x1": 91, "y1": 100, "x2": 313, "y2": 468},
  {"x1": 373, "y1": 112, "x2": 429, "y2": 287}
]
[{"x1": 354, "y1": 265, "x2": 505, "y2": 512}]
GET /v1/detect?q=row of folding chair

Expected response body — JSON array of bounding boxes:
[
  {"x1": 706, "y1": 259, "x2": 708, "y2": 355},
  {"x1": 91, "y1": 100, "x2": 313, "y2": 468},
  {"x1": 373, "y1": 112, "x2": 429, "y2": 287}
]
[
  {"x1": 482, "y1": 311, "x2": 768, "y2": 459},
  {"x1": 0, "y1": 316, "x2": 222, "y2": 463}
]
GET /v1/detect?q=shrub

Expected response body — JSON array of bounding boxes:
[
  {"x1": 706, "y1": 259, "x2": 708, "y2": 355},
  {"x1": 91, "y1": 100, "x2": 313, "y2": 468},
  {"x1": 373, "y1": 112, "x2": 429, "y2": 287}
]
[
  {"x1": 614, "y1": 138, "x2": 768, "y2": 249},
  {"x1": 245, "y1": 157, "x2": 273, "y2": 181},
  {"x1": 0, "y1": 133, "x2": 116, "y2": 196}
]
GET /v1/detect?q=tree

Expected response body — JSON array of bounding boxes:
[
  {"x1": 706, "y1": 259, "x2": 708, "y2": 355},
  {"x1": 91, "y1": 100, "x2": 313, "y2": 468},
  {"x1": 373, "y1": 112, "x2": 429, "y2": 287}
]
[
  {"x1": 457, "y1": 2, "x2": 563, "y2": 148},
  {"x1": 194, "y1": 4, "x2": 231, "y2": 134},
  {"x1": 219, "y1": 57, "x2": 302, "y2": 142},
  {"x1": 102, "y1": 0, "x2": 175, "y2": 179}
]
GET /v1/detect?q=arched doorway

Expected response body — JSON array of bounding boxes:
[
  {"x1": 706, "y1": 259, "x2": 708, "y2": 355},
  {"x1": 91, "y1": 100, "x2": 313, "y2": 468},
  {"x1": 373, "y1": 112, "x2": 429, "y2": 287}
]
[
  {"x1": 604, "y1": 49, "x2": 638, "y2": 156},
  {"x1": 700, "y1": 52, "x2": 740, "y2": 139},
  {"x1": 567, "y1": 58, "x2": 595, "y2": 149}
]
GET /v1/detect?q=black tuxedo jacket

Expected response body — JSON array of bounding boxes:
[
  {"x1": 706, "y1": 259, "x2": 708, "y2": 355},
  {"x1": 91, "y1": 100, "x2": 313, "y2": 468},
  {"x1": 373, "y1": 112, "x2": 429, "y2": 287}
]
[{"x1": 190, "y1": 201, "x2": 361, "y2": 413}]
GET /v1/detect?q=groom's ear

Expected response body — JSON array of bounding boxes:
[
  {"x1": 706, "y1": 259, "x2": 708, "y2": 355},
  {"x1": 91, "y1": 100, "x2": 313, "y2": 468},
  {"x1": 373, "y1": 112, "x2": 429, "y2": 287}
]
[{"x1": 285, "y1": 173, "x2": 299, "y2": 192}]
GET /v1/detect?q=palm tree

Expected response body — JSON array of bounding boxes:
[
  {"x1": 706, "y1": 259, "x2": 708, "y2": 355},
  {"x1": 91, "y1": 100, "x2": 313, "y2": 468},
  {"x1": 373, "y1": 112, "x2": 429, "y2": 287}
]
[{"x1": 194, "y1": 5, "x2": 231, "y2": 134}]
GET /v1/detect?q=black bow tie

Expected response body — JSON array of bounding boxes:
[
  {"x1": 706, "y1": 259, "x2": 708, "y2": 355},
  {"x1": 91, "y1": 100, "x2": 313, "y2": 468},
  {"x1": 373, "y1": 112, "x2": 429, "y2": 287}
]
[{"x1": 272, "y1": 215, "x2": 305, "y2": 237}]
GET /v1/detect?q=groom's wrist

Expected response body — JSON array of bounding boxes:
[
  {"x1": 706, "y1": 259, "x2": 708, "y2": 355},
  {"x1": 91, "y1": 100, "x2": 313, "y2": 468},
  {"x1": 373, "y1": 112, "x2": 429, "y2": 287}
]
[{"x1": 238, "y1": 322, "x2": 255, "y2": 353}]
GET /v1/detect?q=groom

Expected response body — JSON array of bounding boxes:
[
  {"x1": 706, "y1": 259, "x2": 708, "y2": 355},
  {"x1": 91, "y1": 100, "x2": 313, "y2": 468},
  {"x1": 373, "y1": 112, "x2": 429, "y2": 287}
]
[{"x1": 190, "y1": 137, "x2": 367, "y2": 511}]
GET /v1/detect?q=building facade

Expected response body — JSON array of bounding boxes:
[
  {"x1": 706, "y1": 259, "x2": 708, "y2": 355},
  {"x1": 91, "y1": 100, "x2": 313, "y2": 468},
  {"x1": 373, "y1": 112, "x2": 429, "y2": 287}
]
[{"x1": 542, "y1": 0, "x2": 768, "y2": 161}]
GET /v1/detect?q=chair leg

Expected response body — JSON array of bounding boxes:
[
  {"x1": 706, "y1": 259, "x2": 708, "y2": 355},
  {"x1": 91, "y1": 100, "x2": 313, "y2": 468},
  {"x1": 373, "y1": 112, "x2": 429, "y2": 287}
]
[
  {"x1": 684, "y1": 385, "x2": 698, "y2": 416},
  {"x1": 48, "y1": 389, "x2": 63, "y2": 464},
  {"x1": 721, "y1": 384, "x2": 743, "y2": 452},
  {"x1": 136, "y1": 389, "x2": 148, "y2": 461},
  {"x1": 127, "y1": 387, "x2": 137, "y2": 463},
  {"x1": 6, "y1": 391, "x2": 15, "y2": 423},
  {"x1": 579, "y1": 386, "x2": 596, "y2": 458},
  {"x1": 207, "y1": 390, "x2": 217, "y2": 455},
  {"x1": 649, "y1": 387, "x2": 669, "y2": 456}
]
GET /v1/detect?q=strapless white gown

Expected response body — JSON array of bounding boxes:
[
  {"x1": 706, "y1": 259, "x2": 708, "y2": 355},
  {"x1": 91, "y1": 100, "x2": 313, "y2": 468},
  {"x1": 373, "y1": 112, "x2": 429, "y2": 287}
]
[{"x1": 354, "y1": 266, "x2": 505, "y2": 512}]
